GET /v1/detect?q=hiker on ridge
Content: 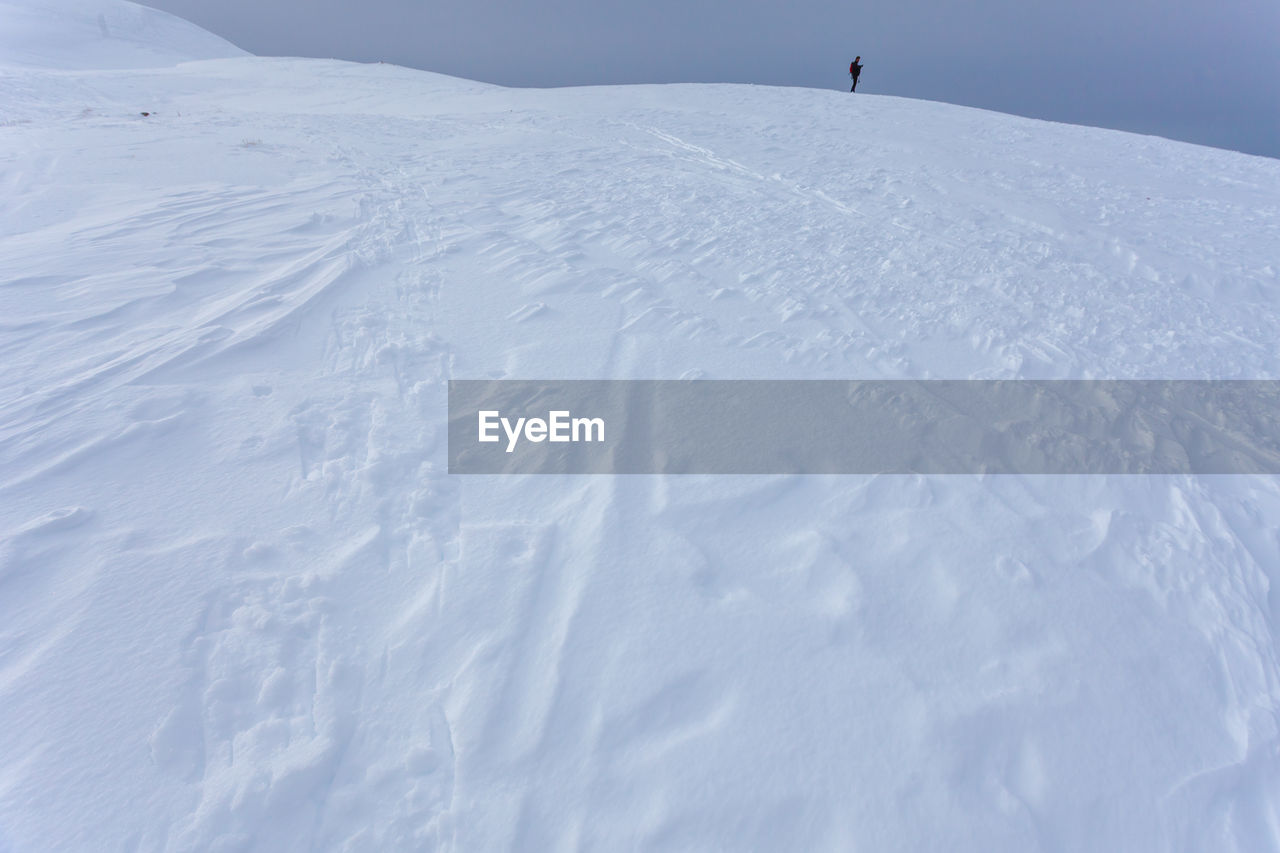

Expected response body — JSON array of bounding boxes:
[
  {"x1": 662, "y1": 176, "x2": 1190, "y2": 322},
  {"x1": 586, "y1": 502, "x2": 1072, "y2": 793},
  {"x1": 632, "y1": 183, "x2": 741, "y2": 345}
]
[{"x1": 849, "y1": 57, "x2": 863, "y2": 92}]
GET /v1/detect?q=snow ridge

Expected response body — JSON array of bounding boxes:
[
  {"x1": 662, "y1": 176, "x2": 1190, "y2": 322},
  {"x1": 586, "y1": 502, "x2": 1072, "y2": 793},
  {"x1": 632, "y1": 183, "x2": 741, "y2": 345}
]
[{"x1": 0, "y1": 0, "x2": 245, "y2": 70}]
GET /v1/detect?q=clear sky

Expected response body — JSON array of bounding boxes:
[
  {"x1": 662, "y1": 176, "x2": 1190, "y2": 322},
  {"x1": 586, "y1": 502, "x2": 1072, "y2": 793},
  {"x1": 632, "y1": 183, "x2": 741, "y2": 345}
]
[{"x1": 144, "y1": 0, "x2": 1279, "y2": 159}]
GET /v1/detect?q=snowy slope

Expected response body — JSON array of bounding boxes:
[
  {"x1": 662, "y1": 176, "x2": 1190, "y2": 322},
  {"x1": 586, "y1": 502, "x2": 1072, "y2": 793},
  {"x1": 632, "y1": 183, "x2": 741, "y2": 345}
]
[
  {"x1": 0, "y1": 0, "x2": 244, "y2": 70},
  {"x1": 2, "y1": 1, "x2": 1280, "y2": 851}
]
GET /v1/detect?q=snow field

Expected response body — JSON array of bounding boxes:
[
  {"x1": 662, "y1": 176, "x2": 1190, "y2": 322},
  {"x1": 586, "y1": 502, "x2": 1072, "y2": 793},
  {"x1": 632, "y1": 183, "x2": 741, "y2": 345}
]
[{"x1": 2, "y1": 1, "x2": 1280, "y2": 849}]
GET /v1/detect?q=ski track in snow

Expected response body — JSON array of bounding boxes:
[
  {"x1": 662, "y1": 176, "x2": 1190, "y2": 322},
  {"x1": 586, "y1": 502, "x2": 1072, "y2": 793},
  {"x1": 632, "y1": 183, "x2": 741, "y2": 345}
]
[{"x1": 3, "y1": 6, "x2": 1280, "y2": 850}]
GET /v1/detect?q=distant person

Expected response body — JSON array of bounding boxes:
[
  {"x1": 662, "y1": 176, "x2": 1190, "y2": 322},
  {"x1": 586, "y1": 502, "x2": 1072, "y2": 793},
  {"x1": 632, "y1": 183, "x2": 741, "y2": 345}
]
[{"x1": 849, "y1": 56, "x2": 863, "y2": 92}]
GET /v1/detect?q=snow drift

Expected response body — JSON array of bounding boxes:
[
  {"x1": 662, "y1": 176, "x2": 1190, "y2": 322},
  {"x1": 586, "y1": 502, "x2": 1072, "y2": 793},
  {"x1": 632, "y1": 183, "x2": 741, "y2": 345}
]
[{"x1": 2, "y1": 0, "x2": 1279, "y2": 850}]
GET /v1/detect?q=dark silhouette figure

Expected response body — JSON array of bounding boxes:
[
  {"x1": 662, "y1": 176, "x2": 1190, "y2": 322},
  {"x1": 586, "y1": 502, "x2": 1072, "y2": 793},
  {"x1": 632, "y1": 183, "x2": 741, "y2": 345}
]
[{"x1": 849, "y1": 56, "x2": 863, "y2": 92}]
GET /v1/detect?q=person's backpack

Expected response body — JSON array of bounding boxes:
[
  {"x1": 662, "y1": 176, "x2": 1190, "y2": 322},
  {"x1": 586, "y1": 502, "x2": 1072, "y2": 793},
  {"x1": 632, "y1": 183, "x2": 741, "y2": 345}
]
[{"x1": 850, "y1": 62, "x2": 855, "y2": 75}]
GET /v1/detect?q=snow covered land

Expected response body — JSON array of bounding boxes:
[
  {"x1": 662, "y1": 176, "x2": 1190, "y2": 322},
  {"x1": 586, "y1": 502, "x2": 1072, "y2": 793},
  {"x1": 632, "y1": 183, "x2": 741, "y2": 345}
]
[{"x1": 2, "y1": 0, "x2": 1280, "y2": 849}]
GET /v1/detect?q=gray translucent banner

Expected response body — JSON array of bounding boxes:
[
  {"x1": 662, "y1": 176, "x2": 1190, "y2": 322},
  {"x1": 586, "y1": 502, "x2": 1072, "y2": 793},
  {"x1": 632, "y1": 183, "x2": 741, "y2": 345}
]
[{"x1": 448, "y1": 380, "x2": 1280, "y2": 475}]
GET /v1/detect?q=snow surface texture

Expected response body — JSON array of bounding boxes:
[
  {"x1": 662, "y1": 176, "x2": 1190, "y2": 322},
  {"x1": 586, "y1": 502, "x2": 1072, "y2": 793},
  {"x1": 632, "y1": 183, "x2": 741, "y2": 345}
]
[{"x1": 2, "y1": 1, "x2": 1280, "y2": 850}]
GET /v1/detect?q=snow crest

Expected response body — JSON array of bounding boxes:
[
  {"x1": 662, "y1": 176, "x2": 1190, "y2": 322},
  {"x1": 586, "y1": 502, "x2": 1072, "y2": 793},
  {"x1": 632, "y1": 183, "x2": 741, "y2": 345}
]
[{"x1": 0, "y1": 0, "x2": 246, "y2": 70}]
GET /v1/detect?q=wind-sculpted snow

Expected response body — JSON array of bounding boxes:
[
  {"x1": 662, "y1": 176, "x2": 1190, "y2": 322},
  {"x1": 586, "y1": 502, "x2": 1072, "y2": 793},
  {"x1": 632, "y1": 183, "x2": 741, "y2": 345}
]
[{"x1": 2, "y1": 2, "x2": 1280, "y2": 849}]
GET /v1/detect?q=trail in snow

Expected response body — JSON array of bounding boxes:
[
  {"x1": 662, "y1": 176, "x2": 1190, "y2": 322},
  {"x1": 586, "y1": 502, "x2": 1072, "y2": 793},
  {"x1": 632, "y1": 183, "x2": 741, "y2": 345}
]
[{"x1": 2, "y1": 1, "x2": 1280, "y2": 850}]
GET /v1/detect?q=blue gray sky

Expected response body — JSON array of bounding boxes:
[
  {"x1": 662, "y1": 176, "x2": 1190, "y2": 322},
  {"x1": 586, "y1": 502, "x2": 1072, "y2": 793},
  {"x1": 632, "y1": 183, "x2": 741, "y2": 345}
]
[{"x1": 145, "y1": 0, "x2": 1279, "y2": 158}]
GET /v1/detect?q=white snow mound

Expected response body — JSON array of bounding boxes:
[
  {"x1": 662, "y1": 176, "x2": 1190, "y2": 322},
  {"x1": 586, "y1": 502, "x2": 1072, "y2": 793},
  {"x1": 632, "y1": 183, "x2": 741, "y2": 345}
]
[{"x1": 0, "y1": 0, "x2": 245, "y2": 69}]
